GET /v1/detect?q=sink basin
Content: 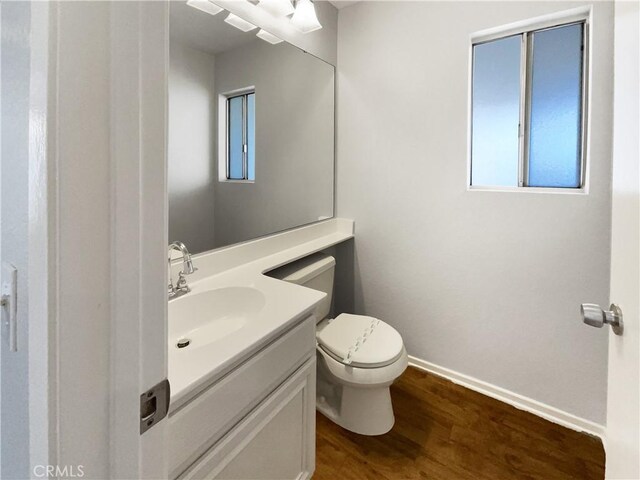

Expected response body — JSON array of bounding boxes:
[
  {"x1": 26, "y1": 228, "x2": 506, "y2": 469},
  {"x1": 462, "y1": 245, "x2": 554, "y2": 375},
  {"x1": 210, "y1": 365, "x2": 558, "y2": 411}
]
[{"x1": 169, "y1": 287, "x2": 266, "y2": 351}]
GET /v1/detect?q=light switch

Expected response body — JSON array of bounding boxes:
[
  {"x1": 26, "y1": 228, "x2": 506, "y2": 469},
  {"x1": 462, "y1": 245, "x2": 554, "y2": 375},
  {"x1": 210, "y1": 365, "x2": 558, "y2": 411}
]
[{"x1": 1, "y1": 262, "x2": 18, "y2": 352}]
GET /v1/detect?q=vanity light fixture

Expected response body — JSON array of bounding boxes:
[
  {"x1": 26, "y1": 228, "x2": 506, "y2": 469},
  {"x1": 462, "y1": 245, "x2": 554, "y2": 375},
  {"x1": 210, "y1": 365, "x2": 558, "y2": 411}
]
[
  {"x1": 257, "y1": 0, "x2": 295, "y2": 17},
  {"x1": 224, "y1": 12, "x2": 258, "y2": 32},
  {"x1": 186, "y1": 0, "x2": 223, "y2": 16},
  {"x1": 256, "y1": 29, "x2": 284, "y2": 44},
  {"x1": 290, "y1": 0, "x2": 322, "y2": 33}
]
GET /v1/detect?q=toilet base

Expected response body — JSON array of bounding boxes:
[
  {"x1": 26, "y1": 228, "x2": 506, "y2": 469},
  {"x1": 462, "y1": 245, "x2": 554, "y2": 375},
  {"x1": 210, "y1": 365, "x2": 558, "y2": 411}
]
[{"x1": 317, "y1": 383, "x2": 395, "y2": 436}]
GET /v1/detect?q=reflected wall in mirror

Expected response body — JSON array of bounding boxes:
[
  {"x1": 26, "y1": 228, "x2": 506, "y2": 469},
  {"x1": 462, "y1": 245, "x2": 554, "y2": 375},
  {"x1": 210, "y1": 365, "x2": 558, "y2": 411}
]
[{"x1": 169, "y1": 1, "x2": 335, "y2": 254}]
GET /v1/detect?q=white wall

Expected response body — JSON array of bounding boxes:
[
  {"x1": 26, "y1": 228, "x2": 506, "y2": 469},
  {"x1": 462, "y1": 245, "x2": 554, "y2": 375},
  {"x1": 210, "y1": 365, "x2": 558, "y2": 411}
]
[
  {"x1": 213, "y1": 39, "x2": 334, "y2": 248},
  {"x1": 169, "y1": 42, "x2": 217, "y2": 253},
  {"x1": 1, "y1": 2, "x2": 31, "y2": 477},
  {"x1": 337, "y1": 1, "x2": 613, "y2": 423}
]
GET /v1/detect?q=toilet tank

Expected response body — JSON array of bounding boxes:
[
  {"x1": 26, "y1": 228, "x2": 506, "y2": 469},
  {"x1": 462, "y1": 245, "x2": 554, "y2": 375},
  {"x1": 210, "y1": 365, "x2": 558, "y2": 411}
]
[{"x1": 268, "y1": 252, "x2": 335, "y2": 320}]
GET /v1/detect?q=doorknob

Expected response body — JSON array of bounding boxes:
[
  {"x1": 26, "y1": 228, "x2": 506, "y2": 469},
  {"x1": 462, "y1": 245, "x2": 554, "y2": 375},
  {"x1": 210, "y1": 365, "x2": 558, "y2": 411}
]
[{"x1": 581, "y1": 303, "x2": 624, "y2": 335}]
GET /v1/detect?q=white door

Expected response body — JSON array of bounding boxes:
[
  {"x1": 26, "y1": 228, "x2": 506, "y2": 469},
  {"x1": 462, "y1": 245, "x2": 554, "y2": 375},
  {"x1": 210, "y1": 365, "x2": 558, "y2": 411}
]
[
  {"x1": 605, "y1": 1, "x2": 640, "y2": 478},
  {"x1": 41, "y1": 2, "x2": 169, "y2": 478}
]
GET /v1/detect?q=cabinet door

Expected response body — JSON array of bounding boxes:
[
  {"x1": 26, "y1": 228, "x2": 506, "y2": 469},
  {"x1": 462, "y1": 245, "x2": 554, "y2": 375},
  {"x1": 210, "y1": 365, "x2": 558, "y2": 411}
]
[
  {"x1": 180, "y1": 357, "x2": 316, "y2": 480},
  {"x1": 169, "y1": 319, "x2": 316, "y2": 476}
]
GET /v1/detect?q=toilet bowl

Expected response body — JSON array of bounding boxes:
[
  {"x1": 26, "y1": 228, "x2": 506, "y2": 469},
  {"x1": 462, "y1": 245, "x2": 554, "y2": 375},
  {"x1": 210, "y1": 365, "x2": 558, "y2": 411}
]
[{"x1": 269, "y1": 253, "x2": 408, "y2": 436}]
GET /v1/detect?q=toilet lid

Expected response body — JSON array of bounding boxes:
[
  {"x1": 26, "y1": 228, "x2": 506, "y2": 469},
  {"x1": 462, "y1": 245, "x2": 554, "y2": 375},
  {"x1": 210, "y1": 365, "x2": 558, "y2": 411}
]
[{"x1": 316, "y1": 314, "x2": 404, "y2": 368}]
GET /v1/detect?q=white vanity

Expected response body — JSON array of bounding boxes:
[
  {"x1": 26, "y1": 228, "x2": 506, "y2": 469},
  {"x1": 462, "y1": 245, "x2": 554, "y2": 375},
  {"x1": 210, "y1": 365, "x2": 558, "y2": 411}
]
[
  {"x1": 167, "y1": 219, "x2": 353, "y2": 479},
  {"x1": 166, "y1": 0, "x2": 342, "y2": 475}
]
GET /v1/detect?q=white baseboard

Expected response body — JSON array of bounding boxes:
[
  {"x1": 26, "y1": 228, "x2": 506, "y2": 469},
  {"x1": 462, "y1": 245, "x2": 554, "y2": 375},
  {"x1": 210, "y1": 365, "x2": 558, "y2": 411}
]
[{"x1": 408, "y1": 355, "x2": 605, "y2": 438}]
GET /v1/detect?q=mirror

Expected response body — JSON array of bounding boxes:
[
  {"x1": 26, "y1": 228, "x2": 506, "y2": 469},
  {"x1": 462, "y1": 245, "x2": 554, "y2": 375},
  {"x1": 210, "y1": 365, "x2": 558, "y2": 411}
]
[{"x1": 168, "y1": 2, "x2": 335, "y2": 254}]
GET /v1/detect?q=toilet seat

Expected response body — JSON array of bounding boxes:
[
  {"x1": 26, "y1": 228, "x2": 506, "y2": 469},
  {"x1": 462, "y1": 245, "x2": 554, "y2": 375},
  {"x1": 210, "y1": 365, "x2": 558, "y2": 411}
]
[
  {"x1": 316, "y1": 314, "x2": 404, "y2": 368},
  {"x1": 317, "y1": 344, "x2": 409, "y2": 388}
]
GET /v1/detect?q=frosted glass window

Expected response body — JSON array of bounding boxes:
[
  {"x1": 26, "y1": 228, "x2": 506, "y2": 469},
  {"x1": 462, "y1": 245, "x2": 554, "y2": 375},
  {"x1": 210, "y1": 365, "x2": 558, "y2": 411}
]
[
  {"x1": 226, "y1": 91, "x2": 255, "y2": 181},
  {"x1": 527, "y1": 24, "x2": 583, "y2": 188},
  {"x1": 470, "y1": 20, "x2": 586, "y2": 190},
  {"x1": 471, "y1": 35, "x2": 522, "y2": 187}
]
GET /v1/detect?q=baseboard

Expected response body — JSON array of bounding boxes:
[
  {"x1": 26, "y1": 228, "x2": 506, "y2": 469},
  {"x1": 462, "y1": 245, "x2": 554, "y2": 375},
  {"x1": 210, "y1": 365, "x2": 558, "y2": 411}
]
[{"x1": 408, "y1": 355, "x2": 605, "y2": 438}]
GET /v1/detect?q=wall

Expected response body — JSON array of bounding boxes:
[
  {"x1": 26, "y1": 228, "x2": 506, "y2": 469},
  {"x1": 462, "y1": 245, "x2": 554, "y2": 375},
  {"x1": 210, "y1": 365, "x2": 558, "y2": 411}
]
[
  {"x1": 168, "y1": 42, "x2": 217, "y2": 253},
  {"x1": 336, "y1": 1, "x2": 613, "y2": 424},
  {"x1": 214, "y1": 39, "x2": 334, "y2": 248},
  {"x1": 1, "y1": 2, "x2": 31, "y2": 477}
]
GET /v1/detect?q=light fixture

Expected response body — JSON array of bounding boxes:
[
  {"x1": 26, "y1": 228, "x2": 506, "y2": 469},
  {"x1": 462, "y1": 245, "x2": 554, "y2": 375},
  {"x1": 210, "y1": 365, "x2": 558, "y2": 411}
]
[
  {"x1": 186, "y1": 0, "x2": 223, "y2": 16},
  {"x1": 224, "y1": 12, "x2": 258, "y2": 32},
  {"x1": 257, "y1": 0, "x2": 295, "y2": 17},
  {"x1": 290, "y1": 0, "x2": 322, "y2": 33},
  {"x1": 256, "y1": 29, "x2": 284, "y2": 44}
]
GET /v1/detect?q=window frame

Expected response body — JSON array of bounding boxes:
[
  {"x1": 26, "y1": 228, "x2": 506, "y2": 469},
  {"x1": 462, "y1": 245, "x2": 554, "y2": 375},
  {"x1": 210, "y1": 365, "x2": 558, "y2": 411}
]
[
  {"x1": 220, "y1": 88, "x2": 255, "y2": 183},
  {"x1": 467, "y1": 8, "x2": 590, "y2": 194}
]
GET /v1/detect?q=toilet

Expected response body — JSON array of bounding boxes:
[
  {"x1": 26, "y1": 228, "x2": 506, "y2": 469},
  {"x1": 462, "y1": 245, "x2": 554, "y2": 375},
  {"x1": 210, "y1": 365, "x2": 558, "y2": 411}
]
[{"x1": 270, "y1": 252, "x2": 408, "y2": 436}]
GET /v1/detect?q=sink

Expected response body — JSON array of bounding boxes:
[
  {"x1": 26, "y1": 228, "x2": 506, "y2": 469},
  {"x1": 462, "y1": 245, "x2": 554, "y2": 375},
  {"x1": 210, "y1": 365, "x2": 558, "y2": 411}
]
[{"x1": 169, "y1": 287, "x2": 266, "y2": 351}]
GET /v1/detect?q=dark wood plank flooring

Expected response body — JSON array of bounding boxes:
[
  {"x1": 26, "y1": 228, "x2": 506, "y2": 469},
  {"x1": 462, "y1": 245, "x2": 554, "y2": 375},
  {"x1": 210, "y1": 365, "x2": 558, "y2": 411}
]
[{"x1": 315, "y1": 367, "x2": 605, "y2": 480}]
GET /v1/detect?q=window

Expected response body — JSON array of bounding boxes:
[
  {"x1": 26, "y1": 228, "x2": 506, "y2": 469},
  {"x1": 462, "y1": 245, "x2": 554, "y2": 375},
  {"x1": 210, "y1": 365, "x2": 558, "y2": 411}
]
[
  {"x1": 226, "y1": 91, "x2": 255, "y2": 181},
  {"x1": 470, "y1": 20, "x2": 587, "y2": 189}
]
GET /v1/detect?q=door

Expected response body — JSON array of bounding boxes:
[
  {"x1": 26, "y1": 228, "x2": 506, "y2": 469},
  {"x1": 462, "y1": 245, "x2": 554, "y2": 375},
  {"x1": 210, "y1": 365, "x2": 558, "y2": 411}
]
[
  {"x1": 39, "y1": 1, "x2": 170, "y2": 478},
  {"x1": 605, "y1": 1, "x2": 639, "y2": 478}
]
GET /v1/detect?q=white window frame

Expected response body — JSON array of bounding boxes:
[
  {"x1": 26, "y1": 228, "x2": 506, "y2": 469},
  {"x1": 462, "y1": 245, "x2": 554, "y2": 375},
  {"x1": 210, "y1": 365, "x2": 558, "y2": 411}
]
[
  {"x1": 467, "y1": 7, "x2": 591, "y2": 194},
  {"x1": 218, "y1": 86, "x2": 255, "y2": 184}
]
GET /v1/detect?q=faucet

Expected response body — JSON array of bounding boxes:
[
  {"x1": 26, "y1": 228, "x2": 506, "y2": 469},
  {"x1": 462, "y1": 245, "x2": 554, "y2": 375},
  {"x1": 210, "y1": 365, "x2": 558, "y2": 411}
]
[{"x1": 168, "y1": 241, "x2": 197, "y2": 300}]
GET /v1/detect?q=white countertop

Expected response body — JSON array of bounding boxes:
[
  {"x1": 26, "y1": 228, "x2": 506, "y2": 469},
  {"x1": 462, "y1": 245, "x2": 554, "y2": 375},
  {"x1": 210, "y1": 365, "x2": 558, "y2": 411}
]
[{"x1": 168, "y1": 219, "x2": 354, "y2": 412}]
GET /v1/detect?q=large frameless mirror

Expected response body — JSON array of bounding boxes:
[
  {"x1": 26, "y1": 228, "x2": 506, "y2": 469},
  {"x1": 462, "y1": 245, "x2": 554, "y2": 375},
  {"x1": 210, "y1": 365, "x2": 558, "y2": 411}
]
[{"x1": 168, "y1": 1, "x2": 335, "y2": 254}]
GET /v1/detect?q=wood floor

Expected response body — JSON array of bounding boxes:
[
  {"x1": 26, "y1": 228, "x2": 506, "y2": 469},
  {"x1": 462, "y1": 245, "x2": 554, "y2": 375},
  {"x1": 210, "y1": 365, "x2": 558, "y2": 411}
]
[{"x1": 315, "y1": 367, "x2": 605, "y2": 480}]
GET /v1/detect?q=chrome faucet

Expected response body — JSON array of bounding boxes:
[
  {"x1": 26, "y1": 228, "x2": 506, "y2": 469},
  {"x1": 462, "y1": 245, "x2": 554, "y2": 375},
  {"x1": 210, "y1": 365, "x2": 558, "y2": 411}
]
[{"x1": 168, "y1": 241, "x2": 197, "y2": 300}]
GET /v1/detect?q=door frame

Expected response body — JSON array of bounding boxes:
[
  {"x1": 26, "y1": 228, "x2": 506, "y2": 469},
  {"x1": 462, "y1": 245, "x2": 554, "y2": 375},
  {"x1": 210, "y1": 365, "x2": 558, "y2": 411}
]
[
  {"x1": 109, "y1": 2, "x2": 170, "y2": 478},
  {"x1": 605, "y1": 0, "x2": 640, "y2": 478}
]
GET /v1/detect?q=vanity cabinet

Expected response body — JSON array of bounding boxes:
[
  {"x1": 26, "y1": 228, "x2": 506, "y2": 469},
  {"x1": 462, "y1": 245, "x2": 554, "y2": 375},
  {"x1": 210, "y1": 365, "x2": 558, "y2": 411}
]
[
  {"x1": 181, "y1": 358, "x2": 316, "y2": 480},
  {"x1": 169, "y1": 316, "x2": 317, "y2": 480}
]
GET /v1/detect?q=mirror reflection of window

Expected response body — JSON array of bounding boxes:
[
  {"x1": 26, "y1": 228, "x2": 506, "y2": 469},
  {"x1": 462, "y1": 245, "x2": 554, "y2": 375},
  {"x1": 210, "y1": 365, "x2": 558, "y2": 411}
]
[{"x1": 226, "y1": 91, "x2": 256, "y2": 181}]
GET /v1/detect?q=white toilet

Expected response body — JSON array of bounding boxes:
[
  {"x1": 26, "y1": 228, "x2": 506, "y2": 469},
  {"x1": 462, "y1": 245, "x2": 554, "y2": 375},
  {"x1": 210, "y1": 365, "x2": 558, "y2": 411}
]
[{"x1": 271, "y1": 252, "x2": 408, "y2": 436}]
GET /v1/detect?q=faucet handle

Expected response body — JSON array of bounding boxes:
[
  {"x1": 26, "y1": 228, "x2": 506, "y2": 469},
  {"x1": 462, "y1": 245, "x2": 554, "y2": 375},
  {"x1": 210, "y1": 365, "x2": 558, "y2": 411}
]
[{"x1": 175, "y1": 272, "x2": 191, "y2": 292}]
